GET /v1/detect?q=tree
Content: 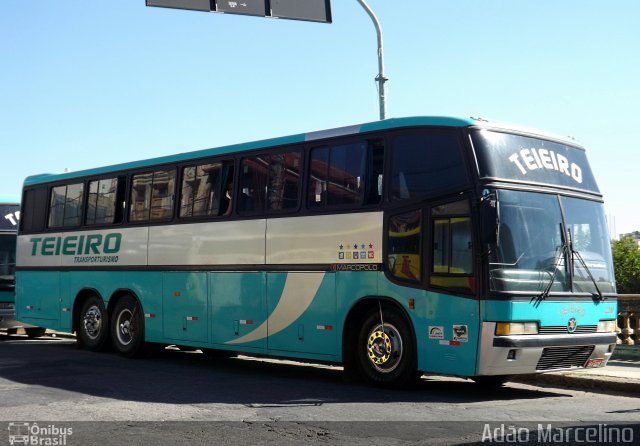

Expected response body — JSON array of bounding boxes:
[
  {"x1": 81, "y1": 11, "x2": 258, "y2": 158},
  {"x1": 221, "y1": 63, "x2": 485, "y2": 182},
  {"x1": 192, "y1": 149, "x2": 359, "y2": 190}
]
[{"x1": 611, "y1": 236, "x2": 640, "y2": 294}]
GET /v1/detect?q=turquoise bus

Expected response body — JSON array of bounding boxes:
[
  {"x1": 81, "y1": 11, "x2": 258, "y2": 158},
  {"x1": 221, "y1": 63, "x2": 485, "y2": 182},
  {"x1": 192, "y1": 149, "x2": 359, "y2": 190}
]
[
  {"x1": 1, "y1": 197, "x2": 46, "y2": 338},
  {"x1": 15, "y1": 117, "x2": 618, "y2": 386}
]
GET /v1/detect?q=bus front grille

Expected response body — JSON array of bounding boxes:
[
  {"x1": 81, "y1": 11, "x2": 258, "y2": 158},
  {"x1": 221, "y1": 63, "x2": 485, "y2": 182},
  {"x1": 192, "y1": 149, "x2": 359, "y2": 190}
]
[
  {"x1": 536, "y1": 345, "x2": 595, "y2": 371},
  {"x1": 538, "y1": 325, "x2": 597, "y2": 334}
]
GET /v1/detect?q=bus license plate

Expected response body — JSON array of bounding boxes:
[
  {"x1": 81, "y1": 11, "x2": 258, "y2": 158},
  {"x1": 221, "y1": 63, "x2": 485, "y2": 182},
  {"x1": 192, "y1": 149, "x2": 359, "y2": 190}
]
[{"x1": 585, "y1": 358, "x2": 605, "y2": 368}]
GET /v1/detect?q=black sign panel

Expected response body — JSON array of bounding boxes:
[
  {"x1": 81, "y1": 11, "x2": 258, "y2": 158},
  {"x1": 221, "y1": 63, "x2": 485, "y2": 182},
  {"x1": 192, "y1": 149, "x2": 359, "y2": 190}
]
[
  {"x1": 271, "y1": 0, "x2": 331, "y2": 23},
  {"x1": 471, "y1": 130, "x2": 600, "y2": 194},
  {"x1": 146, "y1": 0, "x2": 213, "y2": 11},
  {"x1": 0, "y1": 204, "x2": 20, "y2": 231},
  {"x1": 215, "y1": 0, "x2": 267, "y2": 17},
  {"x1": 146, "y1": 0, "x2": 332, "y2": 23}
]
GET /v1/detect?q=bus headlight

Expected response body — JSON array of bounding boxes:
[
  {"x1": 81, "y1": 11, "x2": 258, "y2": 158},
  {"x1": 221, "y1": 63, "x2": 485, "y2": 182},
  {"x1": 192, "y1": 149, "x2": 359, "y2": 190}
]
[
  {"x1": 495, "y1": 322, "x2": 538, "y2": 336},
  {"x1": 597, "y1": 320, "x2": 616, "y2": 333}
]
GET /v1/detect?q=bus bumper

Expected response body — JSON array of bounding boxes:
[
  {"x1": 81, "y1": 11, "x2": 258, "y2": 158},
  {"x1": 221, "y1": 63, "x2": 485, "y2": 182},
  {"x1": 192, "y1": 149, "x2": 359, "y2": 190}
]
[{"x1": 478, "y1": 322, "x2": 617, "y2": 376}]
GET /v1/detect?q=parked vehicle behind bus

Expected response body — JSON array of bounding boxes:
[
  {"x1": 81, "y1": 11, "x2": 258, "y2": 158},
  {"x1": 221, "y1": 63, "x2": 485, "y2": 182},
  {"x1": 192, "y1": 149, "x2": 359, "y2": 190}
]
[{"x1": 1, "y1": 197, "x2": 45, "y2": 338}]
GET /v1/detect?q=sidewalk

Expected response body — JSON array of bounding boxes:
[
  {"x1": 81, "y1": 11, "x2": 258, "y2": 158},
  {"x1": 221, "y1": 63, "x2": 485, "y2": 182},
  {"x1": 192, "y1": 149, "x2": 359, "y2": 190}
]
[{"x1": 515, "y1": 349, "x2": 640, "y2": 394}]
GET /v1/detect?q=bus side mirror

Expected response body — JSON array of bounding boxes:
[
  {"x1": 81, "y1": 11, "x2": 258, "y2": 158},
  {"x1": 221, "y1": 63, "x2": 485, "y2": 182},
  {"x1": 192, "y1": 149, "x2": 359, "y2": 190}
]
[{"x1": 480, "y1": 194, "x2": 499, "y2": 246}]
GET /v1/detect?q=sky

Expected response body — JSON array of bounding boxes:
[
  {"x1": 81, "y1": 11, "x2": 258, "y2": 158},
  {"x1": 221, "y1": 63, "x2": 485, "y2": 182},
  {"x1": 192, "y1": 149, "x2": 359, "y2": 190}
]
[{"x1": 1, "y1": 0, "x2": 638, "y2": 236}]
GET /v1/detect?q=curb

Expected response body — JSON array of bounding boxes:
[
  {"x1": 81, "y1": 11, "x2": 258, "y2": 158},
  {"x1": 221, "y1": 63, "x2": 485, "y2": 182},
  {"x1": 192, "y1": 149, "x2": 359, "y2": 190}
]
[{"x1": 513, "y1": 372, "x2": 640, "y2": 395}]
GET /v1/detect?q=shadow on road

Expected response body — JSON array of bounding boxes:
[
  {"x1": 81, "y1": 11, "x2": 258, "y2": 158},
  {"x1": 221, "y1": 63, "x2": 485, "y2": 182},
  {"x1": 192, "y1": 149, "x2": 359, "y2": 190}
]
[{"x1": 0, "y1": 336, "x2": 566, "y2": 406}]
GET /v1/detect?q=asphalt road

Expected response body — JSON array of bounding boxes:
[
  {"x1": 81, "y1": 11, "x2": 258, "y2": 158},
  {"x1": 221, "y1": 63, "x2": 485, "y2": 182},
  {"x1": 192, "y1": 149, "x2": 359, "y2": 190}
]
[{"x1": 1, "y1": 334, "x2": 639, "y2": 445}]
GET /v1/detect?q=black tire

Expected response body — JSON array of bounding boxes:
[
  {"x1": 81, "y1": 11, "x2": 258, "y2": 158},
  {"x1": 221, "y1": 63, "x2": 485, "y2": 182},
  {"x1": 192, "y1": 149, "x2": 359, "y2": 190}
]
[
  {"x1": 25, "y1": 327, "x2": 47, "y2": 339},
  {"x1": 111, "y1": 295, "x2": 145, "y2": 358},
  {"x1": 77, "y1": 295, "x2": 110, "y2": 351},
  {"x1": 355, "y1": 305, "x2": 417, "y2": 388}
]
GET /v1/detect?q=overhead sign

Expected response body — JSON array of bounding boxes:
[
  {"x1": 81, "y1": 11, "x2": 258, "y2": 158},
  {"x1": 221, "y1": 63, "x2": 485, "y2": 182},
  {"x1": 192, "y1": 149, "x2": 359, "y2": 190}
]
[
  {"x1": 146, "y1": 0, "x2": 212, "y2": 12},
  {"x1": 145, "y1": 0, "x2": 332, "y2": 23},
  {"x1": 271, "y1": 0, "x2": 331, "y2": 23},
  {"x1": 216, "y1": 0, "x2": 267, "y2": 17}
]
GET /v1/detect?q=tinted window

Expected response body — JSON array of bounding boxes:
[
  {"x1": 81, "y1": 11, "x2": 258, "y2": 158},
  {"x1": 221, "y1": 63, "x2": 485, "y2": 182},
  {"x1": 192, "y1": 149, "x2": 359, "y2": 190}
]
[
  {"x1": 239, "y1": 151, "x2": 300, "y2": 213},
  {"x1": 19, "y1": 188, "x2": 47, "y2": 233},
  {"x1": 180, "y1": 161, "x2": 234, "y2": 218},
  {"x1": 48, "y1": 183, "x2": 84, "y2": 228},
  {"x1": 308, "y1": 142, "x2": 368, "y2": 207},
  {"x1": 86, "y1": 177, "x2": 125, "y2": 225},
  {"x1": 130, "y1": 169, "x2": 176, "y2": 222},
  {"x1": 391, "y1": 133, "x2": 467, "y2": 200}
]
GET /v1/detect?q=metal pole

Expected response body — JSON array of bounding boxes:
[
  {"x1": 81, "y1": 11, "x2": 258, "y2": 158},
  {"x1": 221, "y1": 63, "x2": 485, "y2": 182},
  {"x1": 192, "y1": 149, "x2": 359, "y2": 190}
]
[{"x1": 356, "y1": 0, "x2": 387, "y2": 120}]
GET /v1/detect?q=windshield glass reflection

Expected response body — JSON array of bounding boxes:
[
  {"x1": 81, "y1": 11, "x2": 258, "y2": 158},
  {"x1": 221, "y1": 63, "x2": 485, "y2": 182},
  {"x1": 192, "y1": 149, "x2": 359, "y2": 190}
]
[{"x1": 489, "y1": 190, "x2": 615, "y2": 295}]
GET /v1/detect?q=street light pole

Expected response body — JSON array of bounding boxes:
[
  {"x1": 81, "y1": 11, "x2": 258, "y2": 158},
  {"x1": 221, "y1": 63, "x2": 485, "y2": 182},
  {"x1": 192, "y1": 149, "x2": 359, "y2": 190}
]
[{"x1": 356, "y1": 0, "x2": 388, "y2": 120}]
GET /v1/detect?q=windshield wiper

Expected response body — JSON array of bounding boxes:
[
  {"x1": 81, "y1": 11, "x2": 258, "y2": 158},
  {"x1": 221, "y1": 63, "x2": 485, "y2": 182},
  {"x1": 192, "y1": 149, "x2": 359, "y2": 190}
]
[
  {"x1": 571, "y1": 247, "x2": 605, "y2": 301},
  {"x1": 536, "y1": 226, "x2": 605, "y2": 302},
  {"x1": 535, "y1": 240, "x2": 569, "y2": 304}
]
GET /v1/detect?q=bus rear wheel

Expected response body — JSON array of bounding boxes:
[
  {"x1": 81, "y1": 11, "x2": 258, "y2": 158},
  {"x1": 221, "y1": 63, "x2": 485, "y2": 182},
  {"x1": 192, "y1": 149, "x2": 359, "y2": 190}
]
[
  {"x1": 355, "y1": 305, "x2": 417, "y2": 388},
  {"x1": 77, "y1": 296, "x2": 110, "y2": 351},
  {"x1": 111, "y1": 295, "x2": 145, "y2": 358}
]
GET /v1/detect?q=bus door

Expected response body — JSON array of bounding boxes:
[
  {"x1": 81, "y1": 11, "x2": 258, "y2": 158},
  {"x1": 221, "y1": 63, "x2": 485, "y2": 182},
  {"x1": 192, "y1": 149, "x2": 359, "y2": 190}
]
[
  {"x1": 386, "y1": 199, "x2": 479, "y2": 377},
  {"x1": 423, "y1": 199, "x2": 479, "y2": 376}
]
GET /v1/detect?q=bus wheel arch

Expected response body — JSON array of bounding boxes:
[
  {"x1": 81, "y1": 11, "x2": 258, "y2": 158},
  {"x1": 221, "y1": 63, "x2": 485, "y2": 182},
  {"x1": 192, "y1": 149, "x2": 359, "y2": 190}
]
[
  {"x1": 343, "y1": 297, "x2": 419, "y2": 387},
  {"x1": 108, "y1": 291, "x2": 146, "y2": 358},
  {"x1": 74, "y1": 289, "x2": 110, "y2": 351}
]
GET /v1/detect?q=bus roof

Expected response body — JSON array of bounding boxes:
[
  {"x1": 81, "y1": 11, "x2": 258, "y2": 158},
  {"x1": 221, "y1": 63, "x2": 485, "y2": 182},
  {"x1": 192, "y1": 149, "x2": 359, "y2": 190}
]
[{"x1": 22, "y1": 116, "x2": 579, "y2": 186}]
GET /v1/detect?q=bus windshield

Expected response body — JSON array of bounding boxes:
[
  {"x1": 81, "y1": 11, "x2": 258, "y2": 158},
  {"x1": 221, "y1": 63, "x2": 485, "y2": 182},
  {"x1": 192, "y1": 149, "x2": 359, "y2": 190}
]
[{"x1": 489, "y1": 189, "x2": 615, "y2": 295}]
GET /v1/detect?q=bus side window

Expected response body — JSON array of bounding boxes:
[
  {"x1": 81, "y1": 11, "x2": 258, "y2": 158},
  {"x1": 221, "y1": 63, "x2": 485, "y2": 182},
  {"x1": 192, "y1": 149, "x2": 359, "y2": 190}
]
[
  {"x1": 266, "y1": 152, "x2": 300, "y2": 211},
  {"x1": 391, "y1": 132, "x2": 467, "y2": 201},
  {"x1": 308, "y1": 147, "x2": 329, "y2": 207},
  {"x1": 239, "y1": 151, "x2": 300, "y2": 214},
  {"x1": 129, "y1": 169, "x2": 176, "y2": 222},
  {"x1": 179, "y1": 162, "x2": 227, "y2": 218},
  {"x1": 365, "y1": 140, "x2": 384, "y2": 205},
  {"x1": 86, "y1": 177, "x2": 125, "y2": 225},
  {"x1": 239, "y1": 156, "x2": 267, "y2": 213},
  {"x1": 48, "y1": 182, "x2": 84, "y2": 228},
  {"x1": 21, "y1": 187, "x2": 47, "y2": 233},
  {"x1": 307, "y1": 142, "x2": 371, "y2": 208},
  {"x1": 430, "y1": 200, "x2": 474, "y2": 292}
]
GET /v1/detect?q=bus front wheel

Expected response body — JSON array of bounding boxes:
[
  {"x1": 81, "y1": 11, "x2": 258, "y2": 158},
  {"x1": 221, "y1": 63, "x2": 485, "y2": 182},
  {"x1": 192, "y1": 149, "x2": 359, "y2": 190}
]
[
  {"x1": 77, "y1": 296, "x2": 110, "y2": 351},
  {"x1": 111, "y1": 295, "x2": 145, "y2": 358},
  {"x1": 355, "y1": 305, "x2": 417, "y2": 388}
]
